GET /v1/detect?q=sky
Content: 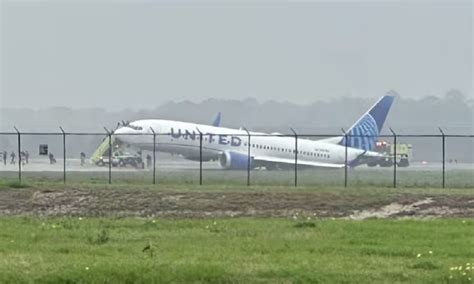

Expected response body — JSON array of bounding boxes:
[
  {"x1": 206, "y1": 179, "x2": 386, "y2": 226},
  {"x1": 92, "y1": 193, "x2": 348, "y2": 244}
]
[{"x1": 0, "y1": 0, "x2": 472, "y2": 110}]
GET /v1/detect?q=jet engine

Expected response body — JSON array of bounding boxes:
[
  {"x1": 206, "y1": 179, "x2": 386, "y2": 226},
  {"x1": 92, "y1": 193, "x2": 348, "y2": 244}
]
[{"x1": 219, "y1": 151, "x2": 254, "y2": 170}]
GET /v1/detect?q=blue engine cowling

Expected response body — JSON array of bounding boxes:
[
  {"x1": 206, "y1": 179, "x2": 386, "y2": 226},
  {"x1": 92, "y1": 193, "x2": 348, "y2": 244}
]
[{"x1": 219, "y1": 151, "x2": 254, "y2": 170}]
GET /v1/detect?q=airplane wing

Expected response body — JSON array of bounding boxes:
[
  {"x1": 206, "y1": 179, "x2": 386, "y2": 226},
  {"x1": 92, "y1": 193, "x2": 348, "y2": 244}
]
[
  {"x1": 254, "y1": 150, "x2": 385, "y2": 169},
  {"x1": 253, "y1": 155, "x2": 345, "y2": 169}
]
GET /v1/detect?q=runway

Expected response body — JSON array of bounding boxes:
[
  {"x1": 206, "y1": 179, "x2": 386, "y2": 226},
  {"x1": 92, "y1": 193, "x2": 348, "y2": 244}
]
[{"x1": 0, "y1": 158, "x2": 472, "y2": 172}]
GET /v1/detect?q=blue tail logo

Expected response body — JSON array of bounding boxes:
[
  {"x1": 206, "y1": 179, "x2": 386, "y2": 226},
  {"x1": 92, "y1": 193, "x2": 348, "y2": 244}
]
[{"x1": 340, "y1": 95, "x2": 395, "y2": 151}]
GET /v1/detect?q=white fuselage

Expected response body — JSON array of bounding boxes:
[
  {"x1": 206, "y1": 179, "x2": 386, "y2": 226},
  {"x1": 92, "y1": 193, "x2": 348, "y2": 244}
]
[{"x1": 114, "y1": 119, "x2": 366, "y2": 167}]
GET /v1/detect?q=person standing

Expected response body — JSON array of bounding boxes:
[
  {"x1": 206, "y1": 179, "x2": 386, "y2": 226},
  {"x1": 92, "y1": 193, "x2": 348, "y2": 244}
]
[
  {"x1": 2, "y1": 151, "x2": 6, "y2": 166},
  {"x1": 20, "y1": 151, "x2": 26, "y2": 166},
  {"x1": 146, "y1": 154, "x2": 152, "y2": 169},
  {"x1": 10, "y1": 151, "x2": 16, "y2": 165},
  {"x1": 49, "y1": 153, "x2": 56, "y2": 164},
  {"x1": 25, "y1": 151, "x2": 29, "y2": 164},
  {"x1": 80, "y1": 152, "x2": 86, "y2": 167}
]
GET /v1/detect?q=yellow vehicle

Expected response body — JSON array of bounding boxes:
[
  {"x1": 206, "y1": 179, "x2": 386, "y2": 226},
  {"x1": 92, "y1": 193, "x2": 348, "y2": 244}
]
[
  {"x1": 367, "y1": 140, "x2": 412, "y2": 167},
  {"x1": 90, "y1": 136, "x2": 117, "y2": 164},
  {"x1": 90, "y1": 137, "x2": 144, "y2": 169}
]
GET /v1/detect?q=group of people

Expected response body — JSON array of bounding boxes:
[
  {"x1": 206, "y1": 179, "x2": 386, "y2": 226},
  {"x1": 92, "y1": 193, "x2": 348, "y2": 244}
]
[
  {"x1": 1, "y1": 150, "x2": 29, "y2": 166},
  {"x1": 1, "y1": 151, "x2": 88, "y2": 166},
  {"x1": 0, "y1": 150, "x2": 153, "y2": 168}
]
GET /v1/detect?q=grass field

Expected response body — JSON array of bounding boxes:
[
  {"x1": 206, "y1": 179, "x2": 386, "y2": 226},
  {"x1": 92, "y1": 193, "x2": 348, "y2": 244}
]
[
  {"x1": 0, "y1": 217, "x2": 473, "y2": 283},
  {"x1": 0, "y1": 179, "x2": 472, "y2": 282},
  {"x1": 1, "y1": 167, "x2": 473, "y2": 188}
]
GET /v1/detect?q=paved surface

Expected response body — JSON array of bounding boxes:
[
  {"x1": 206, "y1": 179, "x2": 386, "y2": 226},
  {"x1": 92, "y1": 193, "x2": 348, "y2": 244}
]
[{"x1": 0, "y1": 159, "x2": 472, "y2": 172}]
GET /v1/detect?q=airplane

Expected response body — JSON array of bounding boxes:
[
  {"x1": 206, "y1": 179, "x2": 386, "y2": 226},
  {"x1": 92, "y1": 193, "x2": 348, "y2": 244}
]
[{"x1": 113, "y1": 94, "x2": 395, "y2": 170}]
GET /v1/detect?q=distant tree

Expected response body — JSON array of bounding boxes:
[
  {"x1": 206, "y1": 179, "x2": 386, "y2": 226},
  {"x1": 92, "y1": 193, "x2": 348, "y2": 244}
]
[{"x1": 444, "y1": 89, "x2": 466, "y2": 103}]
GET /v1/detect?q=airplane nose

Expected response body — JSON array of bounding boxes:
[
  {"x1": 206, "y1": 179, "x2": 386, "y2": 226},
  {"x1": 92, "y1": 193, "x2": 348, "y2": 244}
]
[
  {"x1": 114, "y1": 127, "x2": 126, "y2": 135},
  {"x1": 114, "y1": 127, "x2": 132, "y2": 137}
]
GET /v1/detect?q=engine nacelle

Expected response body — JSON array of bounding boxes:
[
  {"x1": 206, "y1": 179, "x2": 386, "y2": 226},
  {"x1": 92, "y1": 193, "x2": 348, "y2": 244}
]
[{"x1": 219, "y1": 151, "x2": 254, "y2": 170}]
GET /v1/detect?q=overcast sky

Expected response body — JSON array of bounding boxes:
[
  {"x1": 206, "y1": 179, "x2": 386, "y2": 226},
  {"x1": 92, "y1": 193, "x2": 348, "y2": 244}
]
[{"x1": 0, "y1": 0, "x2": 472, "y2": 110}]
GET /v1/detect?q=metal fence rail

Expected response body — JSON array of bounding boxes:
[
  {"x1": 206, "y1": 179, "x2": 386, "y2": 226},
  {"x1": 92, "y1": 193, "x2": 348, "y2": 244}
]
[{"x1": 0, "y1": 128, "x2": 473, "y2": 188}]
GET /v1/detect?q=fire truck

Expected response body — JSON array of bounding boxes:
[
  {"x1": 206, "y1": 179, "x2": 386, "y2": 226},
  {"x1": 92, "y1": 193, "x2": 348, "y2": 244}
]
[{"x1": 367, "y1": 140, "x2": 412, "y2": 168}]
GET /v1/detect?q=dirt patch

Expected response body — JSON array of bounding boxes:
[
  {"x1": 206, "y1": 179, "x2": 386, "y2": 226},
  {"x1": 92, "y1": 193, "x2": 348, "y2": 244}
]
[
  {"x1": 348, "y1": 198, "x2": 436, "y2": 220},
  {"x1": 0, "y1": 187, "x2": 472, "y2": 218}
]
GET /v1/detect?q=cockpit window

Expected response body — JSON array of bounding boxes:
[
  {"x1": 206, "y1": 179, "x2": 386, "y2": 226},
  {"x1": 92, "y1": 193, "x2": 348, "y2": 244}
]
[{"x1": 127, "y1": 125, "x2": 143, "y2": 130}]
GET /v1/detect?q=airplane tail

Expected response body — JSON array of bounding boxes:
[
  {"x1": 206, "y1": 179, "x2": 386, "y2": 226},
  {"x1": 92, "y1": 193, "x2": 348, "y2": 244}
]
[
  {"x1": 212, "y1": 112, "x2": 222, "y2": 127},
  {"x1": 340, "y1": 94, "x2": 395, "y2": 151}
]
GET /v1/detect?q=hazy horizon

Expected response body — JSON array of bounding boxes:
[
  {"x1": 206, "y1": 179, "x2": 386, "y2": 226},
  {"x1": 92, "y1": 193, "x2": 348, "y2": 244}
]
[
  {"x1": 0, "y1": 91, "x2": 471, "y2": 112},
  {"x1": 1, "y1": 0, "x2": 472, "y2": 110}
]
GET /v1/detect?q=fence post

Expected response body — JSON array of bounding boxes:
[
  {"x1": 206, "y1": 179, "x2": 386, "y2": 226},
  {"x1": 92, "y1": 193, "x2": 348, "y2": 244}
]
[
  {"x1": 104, "y1": 127, "x2": 112, "y2": 185},
  {"x1": 439, "y1": 127, "x2": 445, "y2": 188},
  {"x1": 150, "y1": 127, "x2": 156, "y2": 185},
  {"x1": 59, "y1": 127, "x2": 66, "y2": 184},
  {"x1": 243, "y1": 128, "x2": 251, "y2": 186},
  {"x1": 342, "y1": 128, "x2": 348, "y2": 188},
  {"x1": 390, "y1": 128, "x2": 397, "y2": 188},
  {"x1": 14, "y1": 127, "x2": 21, "y2": 183},
  {"x1": 196, "y1": 128, "x2": 203, "y2": 186},
  {"x1": 290, "y1": 128, "x2": 298, "y2": 187}
]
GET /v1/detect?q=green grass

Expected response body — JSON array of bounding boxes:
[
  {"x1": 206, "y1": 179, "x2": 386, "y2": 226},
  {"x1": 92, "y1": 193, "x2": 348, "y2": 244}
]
[
  {"x1": 1, "y1": 167, "x2": 473, "y2": 188},
  {"x1": 0, "y1": 180, "x2": 472, "y2": 199},
  {"x1": 0, "y1": 217, "x2": 473, "y2": 283}
]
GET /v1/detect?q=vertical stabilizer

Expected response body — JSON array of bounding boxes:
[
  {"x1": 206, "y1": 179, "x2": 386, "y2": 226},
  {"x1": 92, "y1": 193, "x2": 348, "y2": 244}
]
[
  {"x1": 212, "y1": 112, "x2": 222, "y2": 127},
  {"x1": 340, "y1": 94, "x2": 395, "y2": 151}
]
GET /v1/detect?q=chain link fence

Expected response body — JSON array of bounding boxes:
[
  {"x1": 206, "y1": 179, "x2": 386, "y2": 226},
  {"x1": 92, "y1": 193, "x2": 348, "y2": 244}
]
[{"x1": 0, "y1": 130, "x2": 472, "y2": 188}]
